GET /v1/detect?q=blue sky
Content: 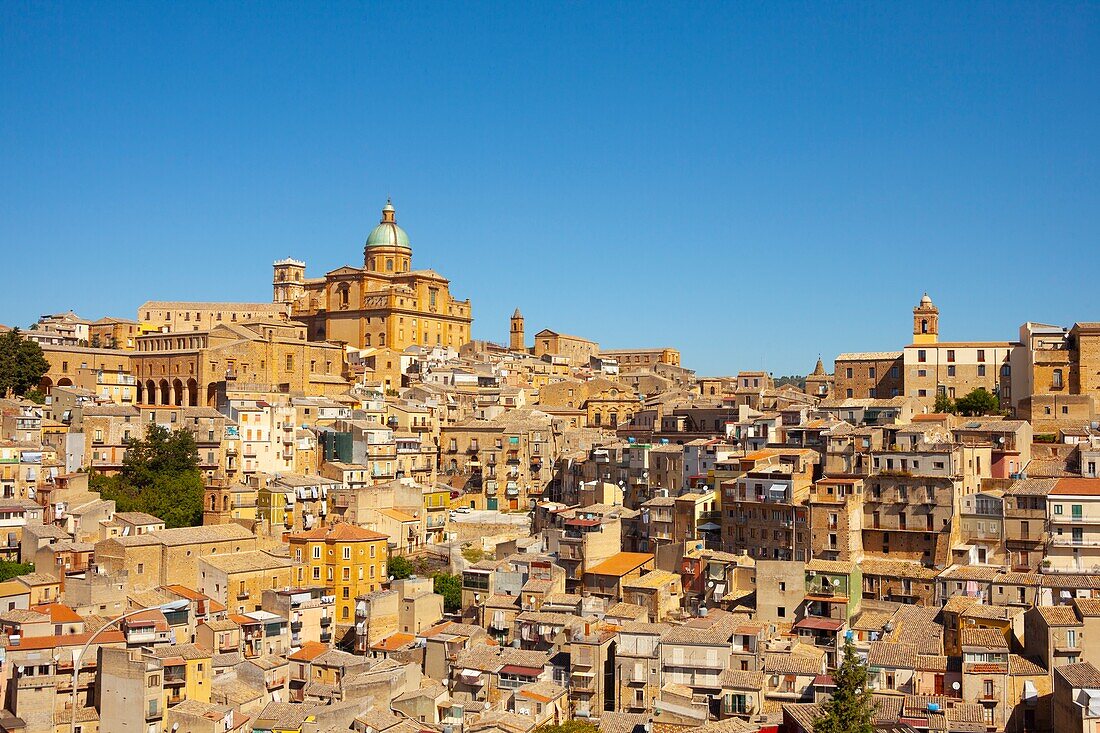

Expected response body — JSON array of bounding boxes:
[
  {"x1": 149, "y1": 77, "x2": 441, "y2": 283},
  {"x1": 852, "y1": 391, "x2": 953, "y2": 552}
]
[{"x1": 1, "y1": 2, "x2": 1097, "y2": 376}]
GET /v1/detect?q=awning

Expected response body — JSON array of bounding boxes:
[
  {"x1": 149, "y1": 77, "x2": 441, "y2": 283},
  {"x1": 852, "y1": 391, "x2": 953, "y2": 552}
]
[
  {"x1": 459, "y1": 669, "x2": 484, "y2": 684},
  {"x1": 500, "y1": 664, "x2": 543, "y2": 676},
  {"x1": 804, "y1": 594, "x2": 848, "y2": 603},
  {"x1": 792, "y1": 617, "x2": 844, "y2": 631},
  {"x1": 698, "y1": 522, "x2": 721, "y2": 532},
  {"x1": 1023, "y1": 680, "x2": 1038, "y2": 700}
]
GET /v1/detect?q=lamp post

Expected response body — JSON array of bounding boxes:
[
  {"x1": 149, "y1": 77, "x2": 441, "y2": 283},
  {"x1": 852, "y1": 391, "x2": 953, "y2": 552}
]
[{"x1": 69, "y1": 599, "x2": 189, "y2": 733}]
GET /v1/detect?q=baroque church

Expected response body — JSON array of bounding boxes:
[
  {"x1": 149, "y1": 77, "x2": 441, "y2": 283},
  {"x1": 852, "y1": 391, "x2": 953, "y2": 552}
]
[{"x1": 272, "y1": 200, "x2": 473, "y2": 351}]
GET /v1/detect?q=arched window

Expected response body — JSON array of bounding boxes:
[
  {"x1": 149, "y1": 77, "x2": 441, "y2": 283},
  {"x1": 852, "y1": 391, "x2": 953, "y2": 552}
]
[
  {"x1": 921, "y1": 319, "x2": 928, "y2": 334},
  {"x1": 386, "y1": 258, "x2": 394, "y2": 272}
]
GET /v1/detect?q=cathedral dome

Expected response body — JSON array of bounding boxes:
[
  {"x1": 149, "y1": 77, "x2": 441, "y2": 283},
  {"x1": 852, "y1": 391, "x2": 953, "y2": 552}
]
[{"x1": 365, "y1": 199, "x2": 411, "y2": 251}]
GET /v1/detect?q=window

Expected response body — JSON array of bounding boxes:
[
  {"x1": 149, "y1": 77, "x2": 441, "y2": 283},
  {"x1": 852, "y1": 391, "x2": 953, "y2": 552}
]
[
  {"x1": 947, "y1": 349, "x2": 955, "y2": 362},
  {"x1": 312, "y1": 546, "x2": 322, "y2": 559},
  {"x1": 977, "y1": 349, "x2": 985, "y2": 362},
  {"x1": 1054, "y1": 369, "x2": 1064, "y2": 389},
  {"x1": 977, "y1": 364, "x2": 985, "y2": 377},
  {"x1": 947, "y1": 365, "x2": 955, "y2": 377},
  {"x1": 343, "y1": 547, "x2": 351, "y2": 560},
  {"x1": 918, "y1": 350, "x2": 927, "y2": 363},
  {"x1": 777, "y1": 606, "x2": 786, "y2": 618},
  {"x1": 868, "y1": 367, "x2": 876, "y2": 379},
  {"x1": 845, "y1": 368, "x2": 853, "y2": 379},
  {"x1": 1054, "y1": 505, "x2": 1063, "y2": 515}
]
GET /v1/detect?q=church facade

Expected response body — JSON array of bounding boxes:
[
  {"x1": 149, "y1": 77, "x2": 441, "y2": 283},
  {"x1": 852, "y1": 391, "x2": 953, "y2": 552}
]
[{"x1": 273, "y1": 200, "x2": 473, "y2": 351}]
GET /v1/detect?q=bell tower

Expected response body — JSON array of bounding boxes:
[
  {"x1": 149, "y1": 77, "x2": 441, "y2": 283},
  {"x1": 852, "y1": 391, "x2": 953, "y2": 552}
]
[
  {"x1": 510, "y1": 308, "x2": 525, "y2": 351},
  {"x1": 913, "y1": 292, "x2": 939, "y2": 345},
  {"x1": 273, "y1": 258, "x2": 306, "y2": 309}
]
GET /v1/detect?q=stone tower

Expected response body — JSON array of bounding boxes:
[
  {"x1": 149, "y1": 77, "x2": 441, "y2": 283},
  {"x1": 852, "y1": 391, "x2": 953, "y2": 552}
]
[
  {"x1": 272, "y1": 258, "x2": 306, "y2": 309},
  {"x1": 805, "y1": 356, "x2": 832, "y2": 398},
  {"x1": 913, "y1": 292, "x2": 939, "y2": 345},
  {"x1": 510, "y1": 308, "x2": 525, "y2": 351}
]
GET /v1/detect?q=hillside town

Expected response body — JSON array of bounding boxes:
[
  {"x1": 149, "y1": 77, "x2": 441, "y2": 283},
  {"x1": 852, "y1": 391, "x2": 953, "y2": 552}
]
[{"x1": 2, "y1": 201, "x2": 1100, "y2": 733}]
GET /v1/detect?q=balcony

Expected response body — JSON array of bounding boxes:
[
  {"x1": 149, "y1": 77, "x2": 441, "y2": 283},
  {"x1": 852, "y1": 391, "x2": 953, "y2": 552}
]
[
  {"x1": 1049, "y1": 538, "x2": 1100, "y2": 548},
  {"x1": 320, "y1": 616, "x2": 332, "y2": 627}
]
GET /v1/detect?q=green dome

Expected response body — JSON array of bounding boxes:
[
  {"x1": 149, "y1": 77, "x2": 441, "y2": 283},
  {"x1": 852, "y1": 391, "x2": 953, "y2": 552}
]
[{"x1": 365, "y1": 199, "x2": 411, "y2": 250}]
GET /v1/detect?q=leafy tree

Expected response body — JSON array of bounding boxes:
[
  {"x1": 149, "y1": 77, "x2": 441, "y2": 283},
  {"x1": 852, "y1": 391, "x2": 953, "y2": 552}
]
[
  {"x1": 933, "y1": 391, "x2": 956, "y2": 414},
  {"x1": 433, "y1": 572, "x2": 462, "y2": 613},
  {"x1": 0, "y1": 561, "x2": 34, "y2": 582},
  {"x1": 774, "y1": 374, "x2": 807, "y2": 390},
  {"x1": 92, "y1": 424, "x2": 204, "y2": 528},
  {"x1": 534, "y1": 724, "x2": 599, "y2": 733},
  {"x1": 389, "y1": 555, "x2": 414, "y2": 580},
  {"x1": 814, "y1": 638, "x2": 875, "y2": 733},
  {"x1": 23, "y1": 389, "x2": 46, "y2": 405},
  {"x1": 954, "y1": 388, "x2": 1000, "y2": 416},
  {"x1": 89, "y1": 334, "x2": 101, "y2": 349},
  {"x1": 0, "y1": 329, "x2": 50, "y2": 397}
]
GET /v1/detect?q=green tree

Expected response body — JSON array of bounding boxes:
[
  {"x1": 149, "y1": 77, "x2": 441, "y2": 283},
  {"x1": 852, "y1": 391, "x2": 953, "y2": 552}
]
[
  {"x1": 814, "y1": 638, "x2": 875, "y2": 733},
  {"x1": 92, "y1": 425, "x2": 204, "y2": 528},
  {"x1": 933, "y1": 391, "x2": 956, "y2": 413},
  {"x1": 89, "y1": 334, "x2": 101, "y2": 349},
  {"x1": 0, "y1": 560, "x2": 33, "y2": 582},
  {"x1": 389, "y1": 555, "x2": 414, "y2": 580},
  {"x1": 954, "y1": 387, "x2": 1000, "y2": 416},
  {"x1": 0, "y1": 329, "x2": 50, "y2": 397},
  {"x1": 534, "y1": 723, "x2": 599, "y2": 733},
  {"x1": 433, "y1": 572, "x2": 462, "y2": 613}
]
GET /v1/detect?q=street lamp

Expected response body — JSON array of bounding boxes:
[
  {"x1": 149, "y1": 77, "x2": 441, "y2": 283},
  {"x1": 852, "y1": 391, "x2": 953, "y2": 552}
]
[{"x1": 69, "y1": 599, "x2": 189, "y2": 733}]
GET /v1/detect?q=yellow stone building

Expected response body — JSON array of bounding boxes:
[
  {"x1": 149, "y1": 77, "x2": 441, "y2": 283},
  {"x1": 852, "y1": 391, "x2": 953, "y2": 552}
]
[
  {"x1": 130, "y1": 320, "x2": 347, "y2": 407},
  {"x1": 288, "y1": 523, "x2": 389, "y2": 624},
  {"x1": 274, "y1": 200, "x2": 473, "y2": 351}
]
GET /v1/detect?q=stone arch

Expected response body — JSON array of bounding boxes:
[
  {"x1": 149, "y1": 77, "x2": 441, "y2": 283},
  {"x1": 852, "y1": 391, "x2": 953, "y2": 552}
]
[
  {"x1": 39, "y1": 376, "x2": 53, "y2": 395},
  {"x1": 146, "y1": 380, "x2": 157, "y2": 405},
  {"x1": 58, "y1": 377, "x2": 73, "y2": 387},
  {"x1": 222, "y1": 495, "x2": 229, "y2": 512},
  {"x1": 206, "y1": 383, "x2": 219, "y2": 407},
  {"x1": 186, "y1": 378, "x2": 199, "y2": 407},
  {"x1": 159, "y1": 379, "x2": 170, "y2": 405},
  {"x1": 210, "y1": 494, "x2": 217, "y2": 511},
  {"x1": 171, "y1": 378, "x2": 184, "y2": 406}
]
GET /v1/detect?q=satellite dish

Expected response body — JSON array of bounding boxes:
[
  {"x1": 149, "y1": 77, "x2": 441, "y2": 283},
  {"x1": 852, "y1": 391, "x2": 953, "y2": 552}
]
[{"x1": 952, "y1": 681, "x2": 961, "y2": 691}]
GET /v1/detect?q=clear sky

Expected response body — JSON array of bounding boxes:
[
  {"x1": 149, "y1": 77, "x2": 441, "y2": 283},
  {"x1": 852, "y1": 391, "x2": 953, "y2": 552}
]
[{"x1": 2, "y1": 2, "x2": 1097, "y2": 376}]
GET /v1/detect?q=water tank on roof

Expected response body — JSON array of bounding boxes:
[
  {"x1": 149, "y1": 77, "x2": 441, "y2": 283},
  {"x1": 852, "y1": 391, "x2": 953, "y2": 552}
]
[{"x1": 927, "y1": 703, "x2": 941, "y2": 713}]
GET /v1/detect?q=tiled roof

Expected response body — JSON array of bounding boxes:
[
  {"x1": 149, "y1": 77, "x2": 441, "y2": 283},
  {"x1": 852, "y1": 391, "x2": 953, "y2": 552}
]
[
  {"x1": 764, "y1": 652, "x2": 823, "y2": 676},
  {"x1": 289, "y1": 523, "x2": 388, "y2": 542},
  {"x1": 1009, "y1": 655, "x2": 1047, "y2": 676},
  {"x1": 1057, "y1": 661, "x2": 1100, "y2": 688},
  {"x1": 1036, "y1": 605, "x2": 1080, "y2": 627},
  {"x1": 1053, "y1": 478, "x2": 1100, "y2": 495},
  {"x1": 867, "y1": 641, "x2": 918, "y2": 670},
  {"x1": 585, "y1": 552, "x2": 653, "y2": 577},
  {"x1": 960, "y1": 627, "x2": 1008, "y2": 649}
]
